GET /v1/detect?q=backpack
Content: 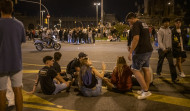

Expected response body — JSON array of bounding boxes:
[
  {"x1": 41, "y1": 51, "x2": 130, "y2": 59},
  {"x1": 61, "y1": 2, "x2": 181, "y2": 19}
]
[
  {"x1": 81, "y1": 66, "x2": 97, "y2": 88},
  {"x1": 66, "y1": 58, "x2": 79, "y2": 76}
]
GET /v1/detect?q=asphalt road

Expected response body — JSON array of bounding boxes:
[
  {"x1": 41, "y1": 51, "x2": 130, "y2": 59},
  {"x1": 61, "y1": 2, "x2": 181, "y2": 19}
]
[{"x1": 10, "y1": 41, "x2": 190, "y2": 111}]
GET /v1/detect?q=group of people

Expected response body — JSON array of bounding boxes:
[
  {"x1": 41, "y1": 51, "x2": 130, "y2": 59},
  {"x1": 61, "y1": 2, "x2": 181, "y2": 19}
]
[{"x1": 27, "y1": 52, "x2": 133, "y2": 97}]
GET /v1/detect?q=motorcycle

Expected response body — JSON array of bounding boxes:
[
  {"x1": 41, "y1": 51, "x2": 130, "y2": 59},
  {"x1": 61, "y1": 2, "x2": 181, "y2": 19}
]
[{"x1": 34, "y1": 35, "x2": 61, "y2": 51}]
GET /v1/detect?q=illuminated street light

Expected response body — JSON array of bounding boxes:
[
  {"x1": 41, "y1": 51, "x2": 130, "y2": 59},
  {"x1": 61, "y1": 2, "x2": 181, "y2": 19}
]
[
  {"x1": 94, "y1": 2, "x2": 100, "y2": 27},
  {"x1": 168, "y1": 2, "x2": 171, "y2": 5}
]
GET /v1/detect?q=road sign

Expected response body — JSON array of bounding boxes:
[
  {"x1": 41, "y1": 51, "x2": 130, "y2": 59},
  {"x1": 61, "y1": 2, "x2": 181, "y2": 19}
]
[{"x1": 47, "y1": 15, "x2": 50, "y2": 18}]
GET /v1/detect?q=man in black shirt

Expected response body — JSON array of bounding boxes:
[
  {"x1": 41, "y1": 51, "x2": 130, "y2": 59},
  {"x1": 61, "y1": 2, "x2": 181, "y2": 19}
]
[
  {"x1": 126, "y1": 12, "x2": 153, "y2": 99},
  {"x1": 28, "y1": 56, "x2": 70, "y2": 95}
]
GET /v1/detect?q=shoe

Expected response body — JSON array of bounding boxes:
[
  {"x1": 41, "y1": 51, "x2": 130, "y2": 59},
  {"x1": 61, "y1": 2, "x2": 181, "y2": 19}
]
[
  {"x1": 179, "y1": 72, "x2": 186, "y2": 77},
  {"x1": 137, "y1": 91, "x2": 152, "y2": 100},
  {"x1": 156, "y1": 73, "x2": 161, "y2": 77},
  {"x1": 172, "y1": 78, "x2": 179, "y2": 83},
  {"x1": 137, "y1": 90, "x2": 143, "y2": 95}
]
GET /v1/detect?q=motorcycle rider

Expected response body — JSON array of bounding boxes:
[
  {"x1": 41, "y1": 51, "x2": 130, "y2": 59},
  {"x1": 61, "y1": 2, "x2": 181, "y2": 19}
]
[{"x1": 42, "y1": 29, "x2": 52, "y2": 47}]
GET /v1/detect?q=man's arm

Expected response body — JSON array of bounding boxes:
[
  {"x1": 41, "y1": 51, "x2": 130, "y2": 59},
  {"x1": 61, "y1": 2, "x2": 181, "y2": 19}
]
[
  {"x1": 128, "y1": 35, "x2": 139, "y2": 61},
  {"x1": 129, "y1": 35, "x2": 139, "y2": 54},
  {"x1": 27, "y1": 74, "x2": 39, "y2": 94},
  {"x1": 158, "y1": 30, "x2": 165, "y2": 51},
  {"x1": 55, "y1": 74, "x2": 70, "y2": 87}
]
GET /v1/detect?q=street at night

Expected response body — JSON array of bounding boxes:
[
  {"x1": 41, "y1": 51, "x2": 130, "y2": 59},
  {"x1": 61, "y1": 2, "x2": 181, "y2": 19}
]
[{"x1": 20, "y1": 41, "x2": 190, "y2": 111}]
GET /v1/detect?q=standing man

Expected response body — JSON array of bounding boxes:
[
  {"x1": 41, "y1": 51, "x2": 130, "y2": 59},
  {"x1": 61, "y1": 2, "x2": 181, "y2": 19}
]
[
  {"x1": 156, "y1": 18, "x2": 178, "y2": 83},
  {"x1": 126, "y1": 12, "x2": 153, "y2": 99},
  {"x1": 0, "y1": 1, "x2": 26, "y2": 111}
]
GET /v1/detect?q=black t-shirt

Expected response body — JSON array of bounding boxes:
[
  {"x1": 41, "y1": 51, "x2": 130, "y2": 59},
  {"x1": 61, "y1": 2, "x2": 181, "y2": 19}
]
[
  {"x1": 70, "y1": 59, "x2": 80, "y2": 74},
  {"x1": 132, "y1": 20, "x2": 153, "y2": 54},
  {"x1": 53, "y1": 61, "x2": 61, "y2": 73},
  {"x1": 39, "y1": 66, "x2": 57, "y2": 95}
]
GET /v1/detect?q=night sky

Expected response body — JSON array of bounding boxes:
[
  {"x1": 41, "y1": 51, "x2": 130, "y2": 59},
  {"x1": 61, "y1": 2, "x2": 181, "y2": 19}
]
[{"x1": 15, "y1": 0, "x2": 142, "y2": 21}]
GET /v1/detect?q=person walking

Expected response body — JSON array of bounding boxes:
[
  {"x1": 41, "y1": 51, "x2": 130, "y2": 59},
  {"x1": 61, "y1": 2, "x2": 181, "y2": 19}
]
[
  {"x1": 126, "y1": 12, "x2": 153, "y2": 99},
  {"x1": 156, "y1": 18, "x2": 179, "y2": 83},
  {"x1": 0, "y1": 1, "x2": 26, "y2": 111},
  {"x1": 172, "y1": 18, "x2": 187, "y2": 77}
]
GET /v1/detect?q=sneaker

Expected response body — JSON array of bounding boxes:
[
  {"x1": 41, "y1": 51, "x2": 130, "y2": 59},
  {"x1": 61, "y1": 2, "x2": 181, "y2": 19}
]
[
  {"x1": 137, "y1": 90, "x2": 143, "y2": 95},
  {"x1": 179, "y1": 72, "x2": 186, "y2": 77},
  {"x1": 137, "y1": 91, "x2": 152, "y2": 100}
]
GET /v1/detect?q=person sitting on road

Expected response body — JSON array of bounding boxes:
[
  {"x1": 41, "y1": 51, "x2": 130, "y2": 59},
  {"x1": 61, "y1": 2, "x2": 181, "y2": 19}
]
[
  {"x1": 66, "y1": 52, "x2": 88, "y2": 86},
  {"x1": 27, "y1": 56, "x2": 71, "y2": 95},
  {"x1": 79, "y1": 57, "x2": 106, "y2": 97},
  {"x1": 104, "y1": 56, "x2": 133, "y2": 93},
  {"x1": 53, "y1": 52, "x2": 68, "y2": 81}
]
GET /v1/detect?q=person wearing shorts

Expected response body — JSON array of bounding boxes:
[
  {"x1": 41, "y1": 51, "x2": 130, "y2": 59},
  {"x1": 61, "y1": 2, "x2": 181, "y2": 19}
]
[
  {"x1": 0, "y1": 1, "x2": 26, "y2": 111},
  {"x1": 126, "y1": 12, "x2": 153, "y2": 100}
]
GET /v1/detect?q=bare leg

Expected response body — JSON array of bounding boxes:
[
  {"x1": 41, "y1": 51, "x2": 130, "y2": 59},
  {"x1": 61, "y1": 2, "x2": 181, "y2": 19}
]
[
  {"x1": 142, "y1": 68, "x2": 151, "y2": 89},
  {"x1": 13, "y1": 87, "x2": 23, "y2": 111},
  {"x1": 102, "y1": 78, "x2": 114, "y2": 90},
  {"x1": 0, "y1": 90, "x2": 6, "y2": 111},
  {"x1": 176, "y1": 57, "x2": 182, "y2": 72},
  {"x1": 132, "y1": 70, "x2": 148, "y2": 91}
]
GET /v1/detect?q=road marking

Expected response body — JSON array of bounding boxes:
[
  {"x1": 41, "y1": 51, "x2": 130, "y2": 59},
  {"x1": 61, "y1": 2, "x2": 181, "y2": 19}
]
[
  {"x1": 23, "y1": 104, "x2": 75, "y2": 111},
  {"x1": 23, "y1": 90, "x2": 54, "y2": 105},
  {"x1": 125, "y1": 92, "x2": 190, "y2": 108},
  {"x1": 23, "y1": 90, "x2": 75, "y2": 111}
]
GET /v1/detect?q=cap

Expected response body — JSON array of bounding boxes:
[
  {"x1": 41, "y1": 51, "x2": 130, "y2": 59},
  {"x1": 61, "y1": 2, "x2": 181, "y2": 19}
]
[{"x1": 78, "y1": 52, "x2": 87, "y2": 58}]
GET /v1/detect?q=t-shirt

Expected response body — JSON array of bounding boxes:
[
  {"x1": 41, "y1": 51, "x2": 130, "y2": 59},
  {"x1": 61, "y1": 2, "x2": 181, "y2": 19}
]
[
  {"x1": 53, "y1": 61, "x2": 61, "y2": 73},
  {"x1": 132, "y1": 20, "x2": 153, "y2": 54},
  {"x1": 69, "y1": 58, "x2": 80, "y2": 75},
  {"x1": 39, "y1": 66, "x2": 57, "y2": 95},
  {"x1": 0, "y1": 18, "x2": 26, "y2": 73}
]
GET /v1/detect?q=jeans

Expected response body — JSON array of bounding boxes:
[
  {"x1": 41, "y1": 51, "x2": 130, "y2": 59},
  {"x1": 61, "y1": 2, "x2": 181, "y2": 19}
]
[
  {"x1": 80, "y1": 77, "x2": 102, "y2": 97},
  {"x1": 156, "y1": 49, "x2": 177, "y2": 80},
  {"x1": 52, "y1": 82, "x2": 67, "y2": 95}
]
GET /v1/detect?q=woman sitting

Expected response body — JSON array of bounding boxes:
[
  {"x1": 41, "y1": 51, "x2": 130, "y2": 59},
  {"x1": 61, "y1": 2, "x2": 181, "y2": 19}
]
[
  {"x1": 79, "y1": 58, "x2": 106, "y2": 97},
  {"x1": 104, "y1": 56, "x2": 133, "y2": 93}
]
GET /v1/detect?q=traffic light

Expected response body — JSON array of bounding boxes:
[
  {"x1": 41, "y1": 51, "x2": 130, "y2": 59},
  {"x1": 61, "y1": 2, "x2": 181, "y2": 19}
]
[{"x1": 44, "y1": 18, "x2": 47, "y2": 24}]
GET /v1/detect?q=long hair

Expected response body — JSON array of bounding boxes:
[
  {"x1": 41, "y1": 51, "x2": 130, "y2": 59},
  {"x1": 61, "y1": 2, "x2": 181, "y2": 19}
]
[
  {"x1": 80, "y1": 57, "x2": 90, "y2": 76},
  {"x1": 116, "y1": 56, "x2": 127, "y2": 77}
]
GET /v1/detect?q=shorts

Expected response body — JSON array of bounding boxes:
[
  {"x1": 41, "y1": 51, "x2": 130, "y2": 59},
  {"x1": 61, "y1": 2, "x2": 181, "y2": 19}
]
[
  {"x1": 132, "y1": 52, "x2": 152, "y2": 71},
  {"x1": 0, "y1": 70, "x2": 23, "y2": 90},
  {"x1": 52, "y1": 83, "x2": 67, "y2": 95}
]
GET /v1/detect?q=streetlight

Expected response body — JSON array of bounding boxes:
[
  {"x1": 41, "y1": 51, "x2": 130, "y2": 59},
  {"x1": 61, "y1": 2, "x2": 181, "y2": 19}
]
[
  {"x1": 41, "y1": 10, "x2": 45, "y2": 28},
  {"x1": 100, "y1": 0, "x2": 104, "y2": 37},
  {"x1": 94, "y1": 2, "x2": 100, "y2": 27},
  {"x1": 20, "y1": 0, "x2": 50, "y2": 28},
  {"x1": 40, "y1": 0, "x2": 41, "y2": 27}
]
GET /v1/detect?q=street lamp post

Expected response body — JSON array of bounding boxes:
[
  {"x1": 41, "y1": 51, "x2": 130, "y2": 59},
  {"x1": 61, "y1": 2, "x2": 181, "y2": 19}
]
[
  {"x1": 41, "y1": 10, "x2": 45, "y2": 28},
  {"x1": 100, "y1": 0, "x2": 104, "y2": 37},
  {"x1": 94, "y1": 3, "x2": 100, "y2": 27},
  {"x1": 40, "y1": 0, "x2": 41, "y2": 27}
]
